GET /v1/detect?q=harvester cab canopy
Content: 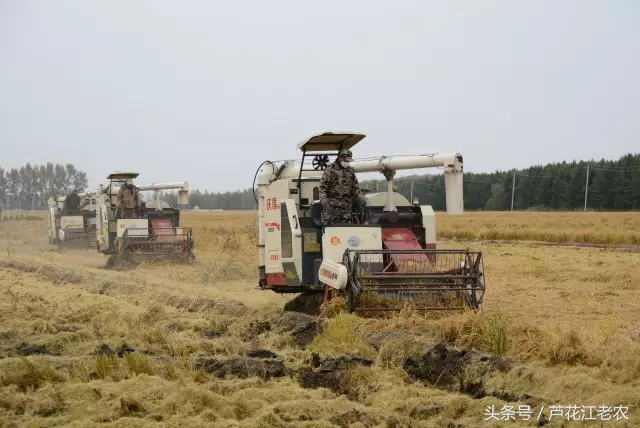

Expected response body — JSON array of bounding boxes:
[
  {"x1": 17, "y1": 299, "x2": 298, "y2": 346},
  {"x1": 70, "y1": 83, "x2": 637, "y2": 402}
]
[
  {"x1": 295, "y1": 132, "x2": 367, "y2": 185},
  {"x1": 296, "y1": 132, "x2": 366, "y2": 153},
  {"x1": 107, "y1": 171, "x2": 139, "y2": 183}
]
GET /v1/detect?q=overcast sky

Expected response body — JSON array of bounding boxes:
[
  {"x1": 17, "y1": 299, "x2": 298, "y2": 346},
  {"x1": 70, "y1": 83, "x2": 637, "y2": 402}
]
[{"x1": 1, "y1": 0, "x2": 638, "y2": 192}]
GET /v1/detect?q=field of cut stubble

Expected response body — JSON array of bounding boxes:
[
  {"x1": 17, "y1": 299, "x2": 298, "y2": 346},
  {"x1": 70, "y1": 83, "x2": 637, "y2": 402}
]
[{"x1": 1, "y1": 210, "x2": 640, "y2": 427}]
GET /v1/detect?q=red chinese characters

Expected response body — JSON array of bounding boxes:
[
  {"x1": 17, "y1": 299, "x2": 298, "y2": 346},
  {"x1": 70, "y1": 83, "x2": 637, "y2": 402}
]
[{"x1": 266, "y1": 197, "x2": 278, "y2": 211}]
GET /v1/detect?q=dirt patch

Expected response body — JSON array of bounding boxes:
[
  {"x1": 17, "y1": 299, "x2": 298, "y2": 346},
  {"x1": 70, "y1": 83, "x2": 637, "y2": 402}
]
[
  {"x1": 362, "y1": 329, "x2": 436, "y2": 351},
  {"x1": 403, "y1": 341, "x2": 525, "y2": 402},
  {"x1": 329, "y1": 409, "x2": 384, "y2": 428},
  {"x1": 15, "y1": 343, "x2": 53, "y2": 356},
  {"x1": 488, "y1": 391, "x2": 544, "y2": 408},
  {"x1": 194, "y1": 356, "x2": 286, "y2": 380},
  {"x1": 404, "y1": 342, "x2": 513, "y2": 387},
  {"x1": 240, "y1": 319, "x2": 272, "y2": 341},
  {"x1": 283, "y1": 292, "x2": 324, "y2": 315},
  {"x1": 163, "y1": 295, "x2": 249, "y2": 316},
  {"x1": 240, "y1": 312, "x2": 322, "y2": 347},
  {"x1": 270, "y1": 312, "x2": 322, "y2": 347},
  {"x1": 95, "y1": 343, "x2": 136, "y2": 358},
  {"x1": 0, "y1": 260, "x2": 84, "y2": 284},
  {"x1": 202, "y1": 329, "x2": 224, "y2": 339},
  {"x1": 245, "y1": 349, "x2": 278, "y2": 359},
  {"x1": 298, "y1": 353, "x2": 373, "y2": 394}
]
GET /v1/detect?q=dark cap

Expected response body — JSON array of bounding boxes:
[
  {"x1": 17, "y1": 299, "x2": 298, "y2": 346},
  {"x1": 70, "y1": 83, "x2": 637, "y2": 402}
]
[{"x1": 338, "y1": 149, "x2": 353, "y2": 162}]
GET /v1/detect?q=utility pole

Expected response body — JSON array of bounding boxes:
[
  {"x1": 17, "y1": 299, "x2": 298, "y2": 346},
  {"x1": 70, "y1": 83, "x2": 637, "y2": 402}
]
[
  {"x1": 510, "y1": 170, "x2": 516, "y2": 211},
  {"x1": 583, "y1": 164, "x2": 590, "y2": 212},
  {"x1": 410, "y1": 180, "x2": 414, "y2": 201}
]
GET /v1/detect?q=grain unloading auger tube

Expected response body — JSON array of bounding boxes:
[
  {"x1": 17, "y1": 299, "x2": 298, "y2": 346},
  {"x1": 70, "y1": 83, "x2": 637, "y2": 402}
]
[
  {"x1": 254, "y1": 131, "x2": 486, "y2": 315},
  {"x1": 342, "y1": 248, "x2": 485, "y2": 313}
]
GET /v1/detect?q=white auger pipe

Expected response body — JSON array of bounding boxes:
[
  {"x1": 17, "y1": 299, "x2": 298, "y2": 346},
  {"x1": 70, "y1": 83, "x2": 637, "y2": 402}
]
[
  {"x1": 349, "y1": 153, "x2": 461, "y2": 173},
  {"x1": 137, "y1": 182, "x2": 189, "y2": 192},
  {"x1": 351, "y1": 153, "x2": 464, "y2": 214},
  {"x1": 108, "y1": 181, "x2": 190, "y2": 207}
]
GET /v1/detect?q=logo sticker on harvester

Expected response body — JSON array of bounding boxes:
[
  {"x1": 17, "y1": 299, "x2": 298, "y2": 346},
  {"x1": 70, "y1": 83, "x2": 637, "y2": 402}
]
[
  {"x1": 319, "y1": 267, "x2": 338, "y2": 280},
  {"x1": 330, "y1": 236, "x2": 341, "y2": 245},
  {"x1": 347, "y1": 236, "x2": 360, "y2": 247},
  {"x1": 265, "y1": 222, "x2": 280, "y2": 232}
]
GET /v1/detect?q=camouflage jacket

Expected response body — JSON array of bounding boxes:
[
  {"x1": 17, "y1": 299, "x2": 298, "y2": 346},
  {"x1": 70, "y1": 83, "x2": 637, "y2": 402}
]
[
  {"x1": 318, "y1": 162, "x2": 362, "y2": 209},
  {"x1": 64, "y1": 193, "x2": 81, "y2": 213},
  {"x1": 117, "y1": 185, "x2": 141, "y2": 210}
]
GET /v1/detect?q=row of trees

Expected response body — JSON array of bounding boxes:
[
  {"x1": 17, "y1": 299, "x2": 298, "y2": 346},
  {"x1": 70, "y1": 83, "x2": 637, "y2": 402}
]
[
  {"x1": 0, "y1": 163, "x2": 88, "y2": 210},
  {"x1": 2, "y1": 153, "x2": 639, "y2": 211}
]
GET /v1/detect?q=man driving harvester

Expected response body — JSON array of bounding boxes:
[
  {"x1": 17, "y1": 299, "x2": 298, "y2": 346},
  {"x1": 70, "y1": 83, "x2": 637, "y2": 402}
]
[
  {"x1": 116, "y1": 179, "x2": 142, "y2": 218},
  {"x1": 318, "y1": 148, "x2": 369, "y2": 224}
]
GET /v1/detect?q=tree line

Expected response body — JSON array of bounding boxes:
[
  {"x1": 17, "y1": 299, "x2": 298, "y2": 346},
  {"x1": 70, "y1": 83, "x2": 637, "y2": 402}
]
[
  {"x1": 2, "y1": 152, "x2": 639, "y2": 211},
  {"x1": 0, "y1": 163, "x2": 88, "y2": 210}
]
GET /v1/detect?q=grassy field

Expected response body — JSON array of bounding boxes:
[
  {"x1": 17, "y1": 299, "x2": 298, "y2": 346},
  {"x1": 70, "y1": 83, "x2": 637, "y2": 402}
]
[{"x1": 0, "y1": 210, "x2": 639, "y2": 427}]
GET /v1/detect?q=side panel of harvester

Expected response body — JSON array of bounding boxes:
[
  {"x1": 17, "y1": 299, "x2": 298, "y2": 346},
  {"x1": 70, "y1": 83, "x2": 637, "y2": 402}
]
[
  {"x1": 116, "y1": 219, "x2": 149, "y2": 237},
  {"x1": 263, "y1": 178, "x2": 305, "y2": 289},
  {"x1": 47, "y1": 204, "x2": 58, "y2": 243},
  {"x1": 96, "y1": 195, "x2": 116, "y2": 252},
  {"x1": 322, "y1": 227, "x2": 383, "y2": 264}
]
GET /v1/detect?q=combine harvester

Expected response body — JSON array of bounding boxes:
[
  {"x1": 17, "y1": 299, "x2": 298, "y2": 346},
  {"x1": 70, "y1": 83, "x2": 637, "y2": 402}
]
[
  {"x1": 47, "y1": 191, "x2": 98, "y2": 249},
  {"x1": 254, "y1": 132, "x2": 485, "y2": 314},
  {"x1": 93, "y1": 172, "x2": 195, "y2": 267}
]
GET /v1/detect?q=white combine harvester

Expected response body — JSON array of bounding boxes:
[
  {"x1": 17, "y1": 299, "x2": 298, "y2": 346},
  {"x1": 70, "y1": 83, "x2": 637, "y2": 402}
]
[
  {"x1": 254, "y1": 132, "x2": 485, "y2": 314},
  {"x1": 47, "y1": 191, "x2": 98, "y2": 249},
  {"x1": 91, "y1": 171, "x2": 195, "y2": 267}
]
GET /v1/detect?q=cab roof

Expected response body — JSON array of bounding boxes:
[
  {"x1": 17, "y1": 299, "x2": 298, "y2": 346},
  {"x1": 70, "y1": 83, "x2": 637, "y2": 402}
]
[
  {"x1": 106, "y1": 171, "x2": 139, "y2": 180},
  {"x1": 297, "y1": 132, "x2": 366, "y2": 152}
]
